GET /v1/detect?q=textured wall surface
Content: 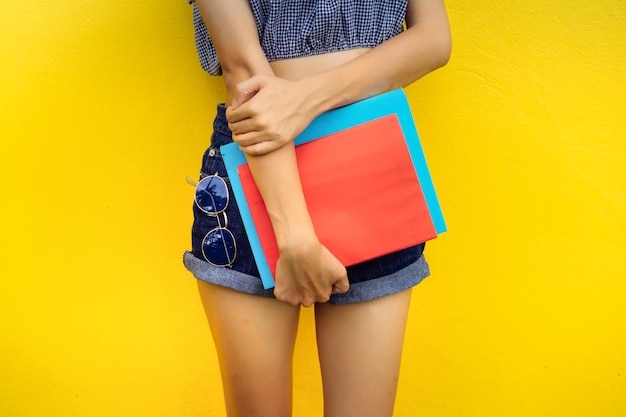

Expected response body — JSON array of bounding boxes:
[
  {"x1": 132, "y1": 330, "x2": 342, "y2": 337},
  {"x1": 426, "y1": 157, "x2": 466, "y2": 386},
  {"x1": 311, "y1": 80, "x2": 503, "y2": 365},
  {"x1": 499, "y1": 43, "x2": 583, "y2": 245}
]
[{"x1": 1, "y1": 1, "x2": 624, "y2": 416}]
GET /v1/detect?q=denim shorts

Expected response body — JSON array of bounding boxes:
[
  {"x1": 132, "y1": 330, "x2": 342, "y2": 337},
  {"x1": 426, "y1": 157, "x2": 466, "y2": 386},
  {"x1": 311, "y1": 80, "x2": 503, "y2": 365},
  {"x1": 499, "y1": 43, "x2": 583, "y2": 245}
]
[{"x1": 183, "y1": 104, "x2": 430, "y2": 304}]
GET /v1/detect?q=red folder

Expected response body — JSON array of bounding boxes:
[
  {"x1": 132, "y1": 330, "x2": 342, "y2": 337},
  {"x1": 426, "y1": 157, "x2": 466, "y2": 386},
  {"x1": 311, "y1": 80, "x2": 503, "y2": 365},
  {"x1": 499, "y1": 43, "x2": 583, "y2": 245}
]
[{"x1": 237, "y1": 114, "x2": 437, "y2": 278}]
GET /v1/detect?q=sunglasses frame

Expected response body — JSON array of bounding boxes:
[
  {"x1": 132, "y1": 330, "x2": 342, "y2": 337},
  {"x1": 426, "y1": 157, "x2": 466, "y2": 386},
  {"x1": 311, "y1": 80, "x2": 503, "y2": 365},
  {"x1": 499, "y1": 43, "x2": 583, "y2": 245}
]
[
  {"x1": 192, "y1": 174, "x2": 237, "y2": 268},
  {"x1": 194, "y1": 174, "x2": 230, "y2": 216},
  {"x1": 201, "y1": 225, "x2": 237, "y2": 268}
]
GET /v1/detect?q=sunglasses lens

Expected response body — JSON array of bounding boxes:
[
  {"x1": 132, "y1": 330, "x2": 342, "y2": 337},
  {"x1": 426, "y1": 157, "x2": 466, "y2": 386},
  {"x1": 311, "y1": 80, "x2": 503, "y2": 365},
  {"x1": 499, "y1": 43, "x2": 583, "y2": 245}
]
[
  {"x1": 202, "y1": 228, "x2": 236, "y2": 267},
  {"x1": 195, "y1": 176, "x2": 228, "y2": 214}
]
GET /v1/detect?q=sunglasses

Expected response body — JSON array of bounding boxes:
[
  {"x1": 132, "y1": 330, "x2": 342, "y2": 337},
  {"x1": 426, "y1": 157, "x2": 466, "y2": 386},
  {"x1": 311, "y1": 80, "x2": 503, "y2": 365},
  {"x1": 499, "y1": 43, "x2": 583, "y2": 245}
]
[{"x1": 187, "y1": 174, "x2": 237, "y2": 267}]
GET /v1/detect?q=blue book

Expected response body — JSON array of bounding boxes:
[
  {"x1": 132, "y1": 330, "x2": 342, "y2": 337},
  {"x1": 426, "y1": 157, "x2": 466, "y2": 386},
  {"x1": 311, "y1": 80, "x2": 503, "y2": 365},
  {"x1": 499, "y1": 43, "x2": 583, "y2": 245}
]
[{"x1": 221, "y1": 89, "x2": 446, "y2": 289}]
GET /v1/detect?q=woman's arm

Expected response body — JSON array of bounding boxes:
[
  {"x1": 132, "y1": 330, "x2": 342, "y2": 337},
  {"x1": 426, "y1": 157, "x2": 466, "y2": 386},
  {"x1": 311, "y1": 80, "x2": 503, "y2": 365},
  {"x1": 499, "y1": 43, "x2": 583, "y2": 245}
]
[
  {"x1": 227, "y1": 0, "x2": 452, "y2": 155},
  {"x1": 195, "y1": 0, "x2": 349, "y2": 306},
  {"x1": 194, "y1": 0, "x2": 272, "y2": 95}
]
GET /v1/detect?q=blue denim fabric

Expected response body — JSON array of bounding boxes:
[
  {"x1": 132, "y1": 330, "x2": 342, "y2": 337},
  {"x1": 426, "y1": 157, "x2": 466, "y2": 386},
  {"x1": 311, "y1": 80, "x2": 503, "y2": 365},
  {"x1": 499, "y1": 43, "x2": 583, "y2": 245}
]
[
  {"x1": 189, "y1": 123, "x2": 260, "y2": 280},
  {"x1": 183, "y1": 104, "x2": 430, "y2": 304}
]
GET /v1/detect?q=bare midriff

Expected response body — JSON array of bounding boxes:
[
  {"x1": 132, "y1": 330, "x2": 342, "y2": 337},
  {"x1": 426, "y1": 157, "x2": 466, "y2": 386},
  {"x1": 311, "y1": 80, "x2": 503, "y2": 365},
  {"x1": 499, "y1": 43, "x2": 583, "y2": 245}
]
[
  {"x1": 224, "y1": 47, "x2": 371, "y2": 104},
  {"x1": 269, "y1": 47, "x2": 371, "y2": 80}
]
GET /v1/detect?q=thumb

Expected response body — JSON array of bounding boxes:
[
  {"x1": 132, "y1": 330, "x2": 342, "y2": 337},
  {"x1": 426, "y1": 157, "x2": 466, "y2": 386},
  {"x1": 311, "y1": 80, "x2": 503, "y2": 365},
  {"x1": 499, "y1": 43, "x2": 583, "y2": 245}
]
[
  {"x1": 231, "y1": 75, "x2": 266, "y2": 109},
  {"x1": 331, "y1": 271, "x2": 350, "y2": 295}
]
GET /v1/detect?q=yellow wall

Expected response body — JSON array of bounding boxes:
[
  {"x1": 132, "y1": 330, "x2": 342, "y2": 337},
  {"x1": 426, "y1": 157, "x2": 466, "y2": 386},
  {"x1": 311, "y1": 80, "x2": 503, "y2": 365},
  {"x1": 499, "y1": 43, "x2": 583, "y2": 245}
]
[{"x1": 1, "y1": 1, "x2": 624, "y2": 416}]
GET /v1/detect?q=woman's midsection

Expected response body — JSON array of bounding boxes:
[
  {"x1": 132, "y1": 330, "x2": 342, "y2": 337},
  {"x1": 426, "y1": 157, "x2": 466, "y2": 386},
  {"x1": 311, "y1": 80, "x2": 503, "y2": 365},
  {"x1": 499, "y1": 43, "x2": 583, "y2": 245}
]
[
  {"x1": 269, "y1": 47, "x2": 371, "y2": 80},
  {"x1": 224, "y1": 48, "x2": 370, "y2": 104}
]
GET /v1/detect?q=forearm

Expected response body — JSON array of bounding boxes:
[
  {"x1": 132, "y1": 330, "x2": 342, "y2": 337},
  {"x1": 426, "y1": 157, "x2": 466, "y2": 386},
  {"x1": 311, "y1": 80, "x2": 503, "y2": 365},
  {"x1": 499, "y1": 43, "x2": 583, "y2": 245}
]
[
  {"x1": 297, "y1": 0, "x2": 452, "y2": 116},
  {"x1": 195, "y1": 0, "x2": 346, "y2": 303},
  {"x1": 245, "y1": 146, "x2": 318, "y2": 250},
  {"x1": 195, "y1": 1, "x2": 312, "y2": 244},
  {"x1": 237, "y1": 0, "x2": 451, "y2": 248}
]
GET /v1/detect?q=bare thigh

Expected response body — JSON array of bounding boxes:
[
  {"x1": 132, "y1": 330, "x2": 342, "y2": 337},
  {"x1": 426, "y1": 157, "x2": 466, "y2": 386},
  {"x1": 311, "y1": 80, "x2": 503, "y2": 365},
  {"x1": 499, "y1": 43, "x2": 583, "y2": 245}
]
[
  {"x1": 197, "y1": 281, "x2": 300, "y2": 417},
  {"x1": 315, "y1": 289, "x2": 413, "y2": 417}
]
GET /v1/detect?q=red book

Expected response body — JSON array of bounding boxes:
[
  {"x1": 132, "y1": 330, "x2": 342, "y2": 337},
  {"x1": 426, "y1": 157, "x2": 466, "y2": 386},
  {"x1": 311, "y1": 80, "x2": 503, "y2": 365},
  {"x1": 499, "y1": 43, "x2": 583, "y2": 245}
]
[{"x1": 221, "y1": 89, "x2": 446, "y2": 289}]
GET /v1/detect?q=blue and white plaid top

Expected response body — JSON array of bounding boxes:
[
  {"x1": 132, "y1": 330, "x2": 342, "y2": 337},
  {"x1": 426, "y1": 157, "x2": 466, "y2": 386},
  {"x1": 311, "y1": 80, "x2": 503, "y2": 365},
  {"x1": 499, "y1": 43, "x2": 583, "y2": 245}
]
[{"x1": 189, "y1": 0, "x2": 407, "y2": 76}]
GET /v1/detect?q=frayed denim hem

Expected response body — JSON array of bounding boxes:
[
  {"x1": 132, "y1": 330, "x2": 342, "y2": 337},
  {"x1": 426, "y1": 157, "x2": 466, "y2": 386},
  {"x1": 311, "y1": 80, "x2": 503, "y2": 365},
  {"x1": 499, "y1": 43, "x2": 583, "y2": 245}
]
[{"x1": 183, "y1": 251, "x2": 430, "y2": 305}]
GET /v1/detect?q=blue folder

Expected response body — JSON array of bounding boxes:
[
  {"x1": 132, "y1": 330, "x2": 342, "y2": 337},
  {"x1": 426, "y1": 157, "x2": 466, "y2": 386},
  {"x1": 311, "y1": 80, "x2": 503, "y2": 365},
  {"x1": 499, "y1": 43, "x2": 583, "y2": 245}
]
[{"x1": 221, "y1": 89, "x2": 446, "y2": 289}]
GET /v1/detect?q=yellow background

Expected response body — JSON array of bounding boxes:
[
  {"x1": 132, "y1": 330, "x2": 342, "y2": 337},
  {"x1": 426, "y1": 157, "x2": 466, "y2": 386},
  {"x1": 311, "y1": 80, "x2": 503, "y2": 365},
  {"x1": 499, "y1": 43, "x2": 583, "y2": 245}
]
[{"x1": 1, "y1": 1, "x2": 624, "y2": 416}]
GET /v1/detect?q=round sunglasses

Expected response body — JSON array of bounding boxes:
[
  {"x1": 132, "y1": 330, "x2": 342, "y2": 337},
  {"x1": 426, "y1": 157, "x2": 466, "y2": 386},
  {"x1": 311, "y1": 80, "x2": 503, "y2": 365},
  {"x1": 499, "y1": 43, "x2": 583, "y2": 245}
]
[{"x1": 188, "y1": 174, "x2": 237, "y2": 268}]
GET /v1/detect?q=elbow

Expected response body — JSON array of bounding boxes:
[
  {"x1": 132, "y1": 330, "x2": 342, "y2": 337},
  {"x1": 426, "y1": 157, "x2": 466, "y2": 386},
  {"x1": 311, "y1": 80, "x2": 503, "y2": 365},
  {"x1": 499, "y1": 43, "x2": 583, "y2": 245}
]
[{"x1": 433, "y1": 30, "x2": 452, "y2": 69}]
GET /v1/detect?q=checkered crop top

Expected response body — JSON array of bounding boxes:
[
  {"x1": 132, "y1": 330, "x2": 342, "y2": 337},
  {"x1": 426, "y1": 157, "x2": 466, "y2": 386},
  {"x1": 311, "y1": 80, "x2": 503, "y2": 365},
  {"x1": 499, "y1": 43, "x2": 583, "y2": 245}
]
[{"x1": 189, "y1": 0, "x2": 407, "y2": 76}]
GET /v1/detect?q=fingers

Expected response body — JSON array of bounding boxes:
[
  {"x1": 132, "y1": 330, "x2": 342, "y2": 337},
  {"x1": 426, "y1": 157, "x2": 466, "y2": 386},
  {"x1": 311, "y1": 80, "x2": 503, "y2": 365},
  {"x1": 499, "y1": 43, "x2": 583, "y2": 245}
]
[
  {"x1": 225, "y1": 82, "x2": 263, "y2": 124},
  {"x1": 273, "y1": 274, "x2": 332, "y2": 307},
  {"x1": 227, "y1": 103, "x2": 287, "y2": 156},
  {"x1": 225, "y1": 103, "x2": 251, "y2": 124},
  {"x1": 274, "y1": 287, "x2": 329, "y2": 308},
  {"x1": 273, "y1": 273, "x2": 349, "y2": 307},
  {"x1": 331, "y1": 277, "x2": 350, "y2": 295},
  {"x1": 238, "y1": 139, "x2": 283, "y2": 156},
  {"x1": 226, "y1": 76, "x2": 305, "y2": 155},
  {"x1": 229, "y1": 123, "x2": 288, "y2": 155},
  {"x1": 231, "y1": 75, "x2": 266, "y2": 109}
]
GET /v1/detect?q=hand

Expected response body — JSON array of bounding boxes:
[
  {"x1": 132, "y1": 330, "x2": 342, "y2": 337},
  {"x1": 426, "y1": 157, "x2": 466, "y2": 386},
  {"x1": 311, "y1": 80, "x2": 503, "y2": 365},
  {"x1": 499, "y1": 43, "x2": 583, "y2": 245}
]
[
  {"x1": 226, "y1": 75, "x2": 316, "y2": 156},
  {"x1": 273, "y1": 238, "x2": 349, "y2": 307}
]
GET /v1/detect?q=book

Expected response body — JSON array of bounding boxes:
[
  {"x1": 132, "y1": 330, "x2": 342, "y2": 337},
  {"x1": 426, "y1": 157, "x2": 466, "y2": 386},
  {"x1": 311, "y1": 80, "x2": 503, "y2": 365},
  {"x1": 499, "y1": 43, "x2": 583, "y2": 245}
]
[{"x1": 221, "y1": 89, "x2": 446, "y2": 289}]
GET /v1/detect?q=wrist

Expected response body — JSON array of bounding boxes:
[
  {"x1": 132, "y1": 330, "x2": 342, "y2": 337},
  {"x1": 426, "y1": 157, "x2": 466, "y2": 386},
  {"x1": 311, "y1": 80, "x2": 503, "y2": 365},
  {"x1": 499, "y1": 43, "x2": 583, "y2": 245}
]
[
  {"x1": 300, "y1": 65, "x2": 363, "y2": 115},
  {"x1": 277, "y1": 231, "x2": 321, "y2": 261},
  {"x1": 298, "y1": 58, "x2": 390, "y2": 114},
  {"x1": 271, "y1": 208, "x2": 319, "y2": 252},
  {"x1": 295, "y1": 74, "x2": 340, "y2": 120}
]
